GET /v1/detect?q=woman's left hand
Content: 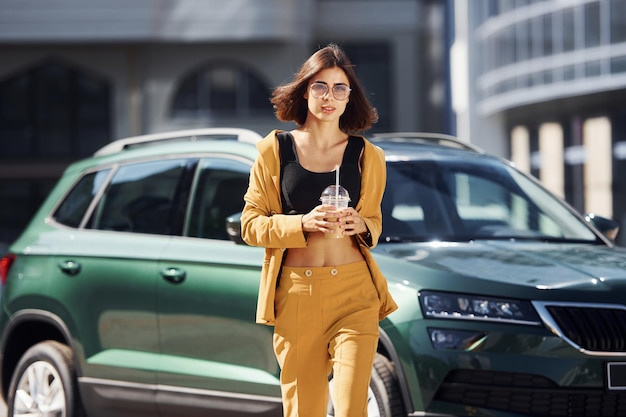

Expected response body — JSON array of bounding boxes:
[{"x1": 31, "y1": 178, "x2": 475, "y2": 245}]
[{"x1": 341, "y1": 208, "x2": 368, "y2": 236}]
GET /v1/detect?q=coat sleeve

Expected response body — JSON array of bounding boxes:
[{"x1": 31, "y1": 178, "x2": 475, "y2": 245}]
[
  {"x1": 240, "y1": 133, "x2": 309, "y2": 249},
  {"x1": 355, "y1": 141, "x2": 386, "y2": 249}
]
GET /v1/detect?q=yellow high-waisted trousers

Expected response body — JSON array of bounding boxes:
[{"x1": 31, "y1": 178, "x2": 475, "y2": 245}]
[{"x1": 273, "y1": 260, "x2": 380, "y2": 417}]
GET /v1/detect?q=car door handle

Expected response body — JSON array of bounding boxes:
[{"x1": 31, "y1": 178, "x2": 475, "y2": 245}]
[
  {"x1": 160, "y1": 267, "x2": 186, "y2": 284},
  {"x1": 58, "y1": 260, "x2": 81, "y2": 276}
]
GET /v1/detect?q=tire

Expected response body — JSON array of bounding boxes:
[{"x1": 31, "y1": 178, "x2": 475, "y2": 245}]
[
  {"x1": 372, "y1": 353, "x2": 406, "y2": 417},
  {"x1": 327, "y1": 353, "x2": 406, "y2": 417},
  {"x1": 7, "y1": 340, "x2": 85, "y2": 417}
]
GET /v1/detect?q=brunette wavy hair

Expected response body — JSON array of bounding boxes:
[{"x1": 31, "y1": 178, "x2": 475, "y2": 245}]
[{"x1": 271, "y1": 43, "x2": 378, "y2": 133}]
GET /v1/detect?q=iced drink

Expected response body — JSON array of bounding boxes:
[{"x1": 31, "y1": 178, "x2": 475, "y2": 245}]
[{"x1": 320, "y1": 185, "x2": 350, "y2": 239}]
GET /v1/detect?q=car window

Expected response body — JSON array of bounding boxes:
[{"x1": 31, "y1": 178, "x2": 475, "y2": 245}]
[
  {"x1": 382, "y1": 165, "x2": 428, "y2": 239},
  {"x1": 186, "y1": 158, "x2": 250, "y2": 240},
  {"x1": 86, "y1": 159, "x2": 188, "y2": 235},
  {"x1": 384, "y1": 158, "x2": 597, "y2": 242},
  {"x1": 449, "y1": 171, "x2": 563, "y2": 237},
  {"x1": 53, "y1": 169, "x2": 111, "y2": 228}
]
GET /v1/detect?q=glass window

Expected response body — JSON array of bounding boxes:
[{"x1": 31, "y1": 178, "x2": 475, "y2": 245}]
[
  {"x1": 585, "y1": 61, "x2": 602, "y2": 77},
  {"x1": 584, "y1": 2, "x2": 601, "y2": 48},
  {"x1": 187, "y1": 158, "x2": 250, "y2": 240},
  {"x1": 610, "y1": 0, "x2": 626, "y2": 43},
  {"x1": 0, "y1": 179, "x2": 56, "y2": 244},
  {"x1": 532, "y1": 70, "x2": 545, "y2": 87},
  {"x1": 530, "y1": 17, "x2": 542, "y2": 59},
  {"x1": 0, "y1": 74, "x2": 31, "y2": 156},
  {"x1": 53, "y1": 170, "x2": 111, "y2": 228},
  {"x1": 506, "y1": 26, "x2": 516, "y2": 67},
  {"x1": 342, "y1": 43, "x2": 392, "y2": 132},
  {"x1": 542, "y1": 14, "x2": 553, "y2": 56},
  {"x1": 488, "y1": 0, "x2": 500, "y2": 17},
  {"x1": 611, "y1": 56, "x2": 626, "y2": 74},
  {"x1": 542, "y1": 69, "x2": 553, "y2": 84},
  {"x1": 171, "y1": 62, "x2": 273, "y2": 119},
  {"x1": 515, "y1": 21, "x2": 529, "y2": 62},
  {"x1": 0, "y1": 59, "x2": 111, "y2": 158},
  {"x1": 76, "y1": 73, "x2": 112, "y2": 155},
  {"x1": 37, "y1": 63, "x2": 72, "y2": 157},
  {"x1": 87, "y1": 159, "x2": 189, "y2": 235},
  {"x1": 498, "y1": 0, "x2": 515, "y2": 14},
  {"x1": 562, "y1": 8, "x2": 576, "y2": 52},
  {"x1": 564, "y1": 65, "x2": 576, "y2": 80},
  {"x1": 492, "y1": 28, "x2": 512, "y2": 68},
  {"x1": 516, "y1": 74, "x2": 530, "y2": 89},
  {"x1": 476, "y1": 39, "x2": 485, "y2": 75},
  {"x1": 491, "y1": 37, "x2": 500, "y2": 73},
  {"x1": 476, "y1": 1, "x2": 489, "y2": 25}
]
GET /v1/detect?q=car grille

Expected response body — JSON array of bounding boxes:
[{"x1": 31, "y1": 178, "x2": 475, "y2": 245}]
[
  {"x1": 546, "y1": 305, "x2": 626, "y2": 353},
  {"x1": 434, "y1": 369, "x2": 626, "y2": 417}
]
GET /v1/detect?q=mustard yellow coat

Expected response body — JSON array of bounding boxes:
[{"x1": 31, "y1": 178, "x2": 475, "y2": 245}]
[{"x1": 241, "y1": 130, "x2": 398, "y2": 325}]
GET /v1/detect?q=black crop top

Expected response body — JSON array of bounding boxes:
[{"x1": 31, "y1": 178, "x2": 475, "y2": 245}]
[{"x1": 278, "y1": 132, "x2": 363, "y2": 215}]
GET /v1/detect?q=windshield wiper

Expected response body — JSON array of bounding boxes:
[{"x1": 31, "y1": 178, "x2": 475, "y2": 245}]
[
  {"x1": 381, "y1": 236, "x2": 421, "y2": 243},
  {"x1": 470, "y1": 235, "x2": 598, "y2": 244},
  {"x1": 381, "y1": 234, "x2": 600, "y2": 244}
]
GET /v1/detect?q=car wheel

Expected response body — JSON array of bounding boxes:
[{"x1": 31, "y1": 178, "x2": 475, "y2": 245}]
[
  {"x1": 7, "y1": 341, "x2": 84, "y2": 417},
  {"x1": 327, "y1": 353, "x2": 405, "y2": 417}
]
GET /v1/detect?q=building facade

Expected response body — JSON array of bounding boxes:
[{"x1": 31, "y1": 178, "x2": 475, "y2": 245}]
[
  {"x1": 454, "y1": 0, "x2": 626, "y2": 245},
  {"x1": 0, "y1": 0, "x2": 452, "y2": 244}
]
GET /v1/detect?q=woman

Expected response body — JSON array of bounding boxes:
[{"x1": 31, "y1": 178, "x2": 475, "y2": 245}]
[{"x1": 241, "y1": 43, "x2": 398, "y2": 417}]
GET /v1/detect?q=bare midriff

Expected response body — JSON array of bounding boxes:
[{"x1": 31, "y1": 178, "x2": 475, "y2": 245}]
[{"x1": 283, "y1": 232, "x2": 364, "y2": 267}]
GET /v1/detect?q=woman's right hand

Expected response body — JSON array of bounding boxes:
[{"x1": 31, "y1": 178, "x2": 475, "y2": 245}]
[{"x1": 302, "y1": 204, "x2": 342, "y2": 234}]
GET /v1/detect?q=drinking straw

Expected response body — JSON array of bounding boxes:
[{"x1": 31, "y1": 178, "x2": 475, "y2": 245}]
[{"x1": 335, "y1": 165, "x2": 340, "y2": 200}]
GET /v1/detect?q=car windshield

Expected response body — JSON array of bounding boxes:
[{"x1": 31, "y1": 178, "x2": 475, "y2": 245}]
[{"x1": 381, "y1": 156, "x2": 599, "y2": 244}]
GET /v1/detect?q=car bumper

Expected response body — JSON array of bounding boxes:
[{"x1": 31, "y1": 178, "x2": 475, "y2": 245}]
[{"x1": 400, "y1": 319, "x2": 626, "y2": 417}]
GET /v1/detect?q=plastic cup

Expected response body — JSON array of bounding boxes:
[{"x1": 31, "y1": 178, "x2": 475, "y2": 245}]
[{"x1": 320, "y1": 185, "x2": 350, "y2": 239}]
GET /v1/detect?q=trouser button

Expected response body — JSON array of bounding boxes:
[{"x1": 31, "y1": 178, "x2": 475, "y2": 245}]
[
  {"x1": 330, "y1": 268, "x2": 338, "y2": 276},
  {"x1": 305, "y1": 269, "x2": 312, "y2": 277}
]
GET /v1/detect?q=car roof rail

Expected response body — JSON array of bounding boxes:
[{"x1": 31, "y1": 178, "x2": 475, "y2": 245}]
[
  {"x1": 370, "y1": 132, "x2": 484, "y2": 153},
  {"x1": 94, "y1": 127, "x2": 263, "y2": 156}
]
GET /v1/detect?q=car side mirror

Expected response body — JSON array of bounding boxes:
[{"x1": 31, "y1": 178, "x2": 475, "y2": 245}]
[
  {"x1": 226, "y1": 213, "x2": 247, "y2": 245},
  {"x1": 584, "y1": 213, "x2": 619, "y2": 242}
]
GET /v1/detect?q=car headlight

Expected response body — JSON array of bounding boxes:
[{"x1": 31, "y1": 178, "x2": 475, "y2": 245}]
[{"x1": 419, "y1": 290, "x2": 542, "y2": 326}]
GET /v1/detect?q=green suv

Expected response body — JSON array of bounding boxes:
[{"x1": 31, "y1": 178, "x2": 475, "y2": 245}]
[{"x1": 1, "y1": 128, "x2": 626, "y2": 417}]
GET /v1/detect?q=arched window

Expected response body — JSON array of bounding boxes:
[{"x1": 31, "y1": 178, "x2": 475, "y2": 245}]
[
  {"x1": 0, "y1": 58, "x2": 111, "y2": 245},
  {"x1": 171, "y1": 62, "x2": 273, "y2": 119},
  {"x1": 0, "y1": 58, "x2": 111, "y2": 158}
]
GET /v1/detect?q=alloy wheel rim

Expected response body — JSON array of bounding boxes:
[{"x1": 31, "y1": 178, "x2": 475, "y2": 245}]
[{"x1": 13, "y1": 360, "x2": 66, "y2": 417}]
